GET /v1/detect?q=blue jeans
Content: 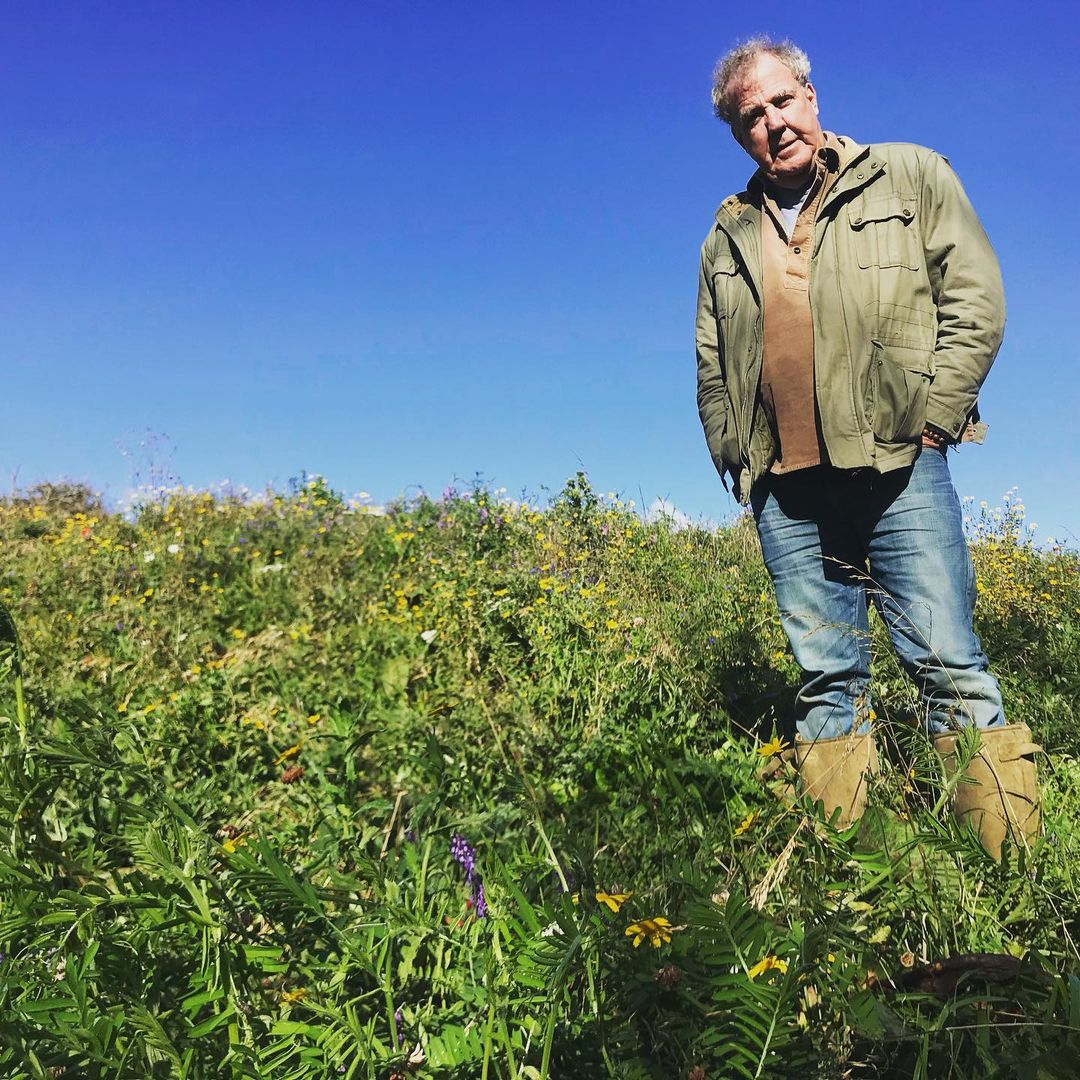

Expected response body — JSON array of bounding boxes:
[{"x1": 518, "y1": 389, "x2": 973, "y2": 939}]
[{"x1": 751, "y1": 449, "x2": 1005, "y2": 740}]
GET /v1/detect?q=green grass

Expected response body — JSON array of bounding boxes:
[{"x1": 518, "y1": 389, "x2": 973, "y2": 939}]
[{"x1": 1, "y1": 474, "x2": 1079, "y2": 1079}]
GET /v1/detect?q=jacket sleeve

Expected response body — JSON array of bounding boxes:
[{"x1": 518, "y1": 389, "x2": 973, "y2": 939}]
[
  {"x1": 696, "y1": 240, "x2": 732, "y2": 482},
  {"x1": 920, "y1": 151, "x2": 1005, "y2": 440}
]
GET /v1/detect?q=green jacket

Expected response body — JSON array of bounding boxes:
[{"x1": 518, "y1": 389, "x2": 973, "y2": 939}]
[{"x1": 695, "y1": 138, "x2": 1005, "y2": 502}]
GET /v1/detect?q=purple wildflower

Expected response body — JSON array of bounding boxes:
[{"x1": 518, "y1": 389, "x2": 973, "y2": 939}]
[
  {"x1": 472, "y1": 878, "x2": 488, "y2": 920},
  {"x1": 450, "y1": 833, "x2": 476, "y2": 882},
  {"x1": 394, "y1": 1007, "x2": 405, "y2": 1045}
]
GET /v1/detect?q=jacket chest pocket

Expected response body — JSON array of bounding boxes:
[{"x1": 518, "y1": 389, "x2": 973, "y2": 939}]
[{"x1": 849, "y1": 196, "x2": 921, "y2": 270}]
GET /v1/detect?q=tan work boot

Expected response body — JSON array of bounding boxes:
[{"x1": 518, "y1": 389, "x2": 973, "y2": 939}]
[
  {"x1": 933, "y1": 723, "x2": 1042, "y2": 860},
  {"x1": 795, "y1": 732, "x2": 878, "y2": 828}
]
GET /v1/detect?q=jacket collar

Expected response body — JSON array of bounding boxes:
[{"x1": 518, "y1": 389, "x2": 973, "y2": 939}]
[
  {"x1": 820, "y1": 136, "x2": 887, "y2": 212},
  {"x1": 714, "y1": 133, "x2": 877, "y2": 228}
]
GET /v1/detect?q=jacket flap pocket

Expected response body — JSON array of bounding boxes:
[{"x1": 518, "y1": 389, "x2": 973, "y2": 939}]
[
  {"x1": 711, "y1": 253, "x2": 739, "y2": 276},
  {"x1": 850, "y1": 196, "x2": 917, "y2": 228},
  {"x1": 873, "y1": 340, "x2": 934, "y2": 376}
]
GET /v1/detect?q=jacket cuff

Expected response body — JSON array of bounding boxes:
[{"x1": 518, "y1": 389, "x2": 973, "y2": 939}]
[
  {"x1": 924, "y1": 403, "x2": 969, "y2": 442},
  {"x1": 923, "y1": 421, "x2": 953, "y2": 445}
]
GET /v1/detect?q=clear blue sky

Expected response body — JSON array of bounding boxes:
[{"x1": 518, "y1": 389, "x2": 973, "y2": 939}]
[{"x1": 3, "y1": 1, "x2": 1078, "y2": 541}]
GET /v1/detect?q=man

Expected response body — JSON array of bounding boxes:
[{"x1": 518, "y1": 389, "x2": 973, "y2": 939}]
[{"x1": 695, "y1": 37, "x2": 1040, "y2": 858}]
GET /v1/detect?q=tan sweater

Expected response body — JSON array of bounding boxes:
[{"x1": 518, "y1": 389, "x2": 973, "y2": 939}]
[{"x1": 759, "y1": 133, "x2": 851, "y2": 474}]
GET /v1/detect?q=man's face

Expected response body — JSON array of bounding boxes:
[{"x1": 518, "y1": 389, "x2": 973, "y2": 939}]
[{"x1": 730, "y1": 52, "x2": 824, "y2": 188}]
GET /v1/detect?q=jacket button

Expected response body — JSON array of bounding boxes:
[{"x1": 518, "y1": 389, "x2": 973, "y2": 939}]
[
  {"x1": 856, "y1": 173, "x2": 864, "y2": 179},
  {"x1": 793, "y1": 246, "x2": 801, "y2": 253},
  {"x1": 904, "y1": 208, "x2": 913, "y2": 217}
]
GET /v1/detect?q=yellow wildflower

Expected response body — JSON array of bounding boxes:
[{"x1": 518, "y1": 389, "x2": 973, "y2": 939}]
[
  {"x1": 222, "y1": 833, "x2": 247, "y2": 854},
  {"x1": 734, "y1": 810, "x2": 759, "y2": 837},
  {"x1": 595, "y1": 890, "x2": 631, "y2": 913},
  {"x1": 625, "y1": 917, "x2": 675, "y2": 948},
  {"x1": 748, "y1": 954, "x2": 788, "y2": 979},
  {"x1": 274, "y1": 740, "x2": 305, "y2": 765},
  {"x1": 280, "y1": 988, "x2": 307, "y2": 1003},
  {"x1": 756, "y1": 736, "x2": 789, "y2": 758}
]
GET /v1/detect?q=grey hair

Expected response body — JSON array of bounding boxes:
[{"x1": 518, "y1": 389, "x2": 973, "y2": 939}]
[{"x1": 711, "y1": 37, "x2": 812, "y2": 126}]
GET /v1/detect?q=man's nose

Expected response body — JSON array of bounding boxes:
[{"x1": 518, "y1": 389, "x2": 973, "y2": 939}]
[{"x1": 764, "y1": 105, "x2": 786, "y2": 133}]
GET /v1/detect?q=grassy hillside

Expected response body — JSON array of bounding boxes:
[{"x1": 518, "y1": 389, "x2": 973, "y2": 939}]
[{"x1": 1, "y1": 475, "x2": 1079, "y2": 1079}]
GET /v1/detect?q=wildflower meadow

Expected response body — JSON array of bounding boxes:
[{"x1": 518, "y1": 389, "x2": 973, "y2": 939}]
[{"x1": 1, "y1": 474, "x2": 1079, "y2": 1078}]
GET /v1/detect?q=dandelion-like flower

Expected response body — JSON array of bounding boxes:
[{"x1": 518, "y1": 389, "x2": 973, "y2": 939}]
[
  {"x1": 625, "y1": 917, "x2": 675, "y2": 948},
  {"x1": 595, "y1": 890, "x2": 631, "y2": 913},
  {"x1": 747, "y1": 954, "x2": 788, "y2": 979},
  {"x1": 756, "y1": 736, "x2": 789, "y2": 759},
  {"x1": 733, "y1": 810, "x2": 759, "y2": 837},
  {"x1": 274, "y1": 740, "x2": 304, "y2": 766},
  {"x1": 450, "y1": 834, "x2": 476, "y2": 882}
]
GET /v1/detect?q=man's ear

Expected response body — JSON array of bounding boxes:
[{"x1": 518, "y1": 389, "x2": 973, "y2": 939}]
[{"x1": 805, "y1": 80, "x2": 819, "y2": 115}]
